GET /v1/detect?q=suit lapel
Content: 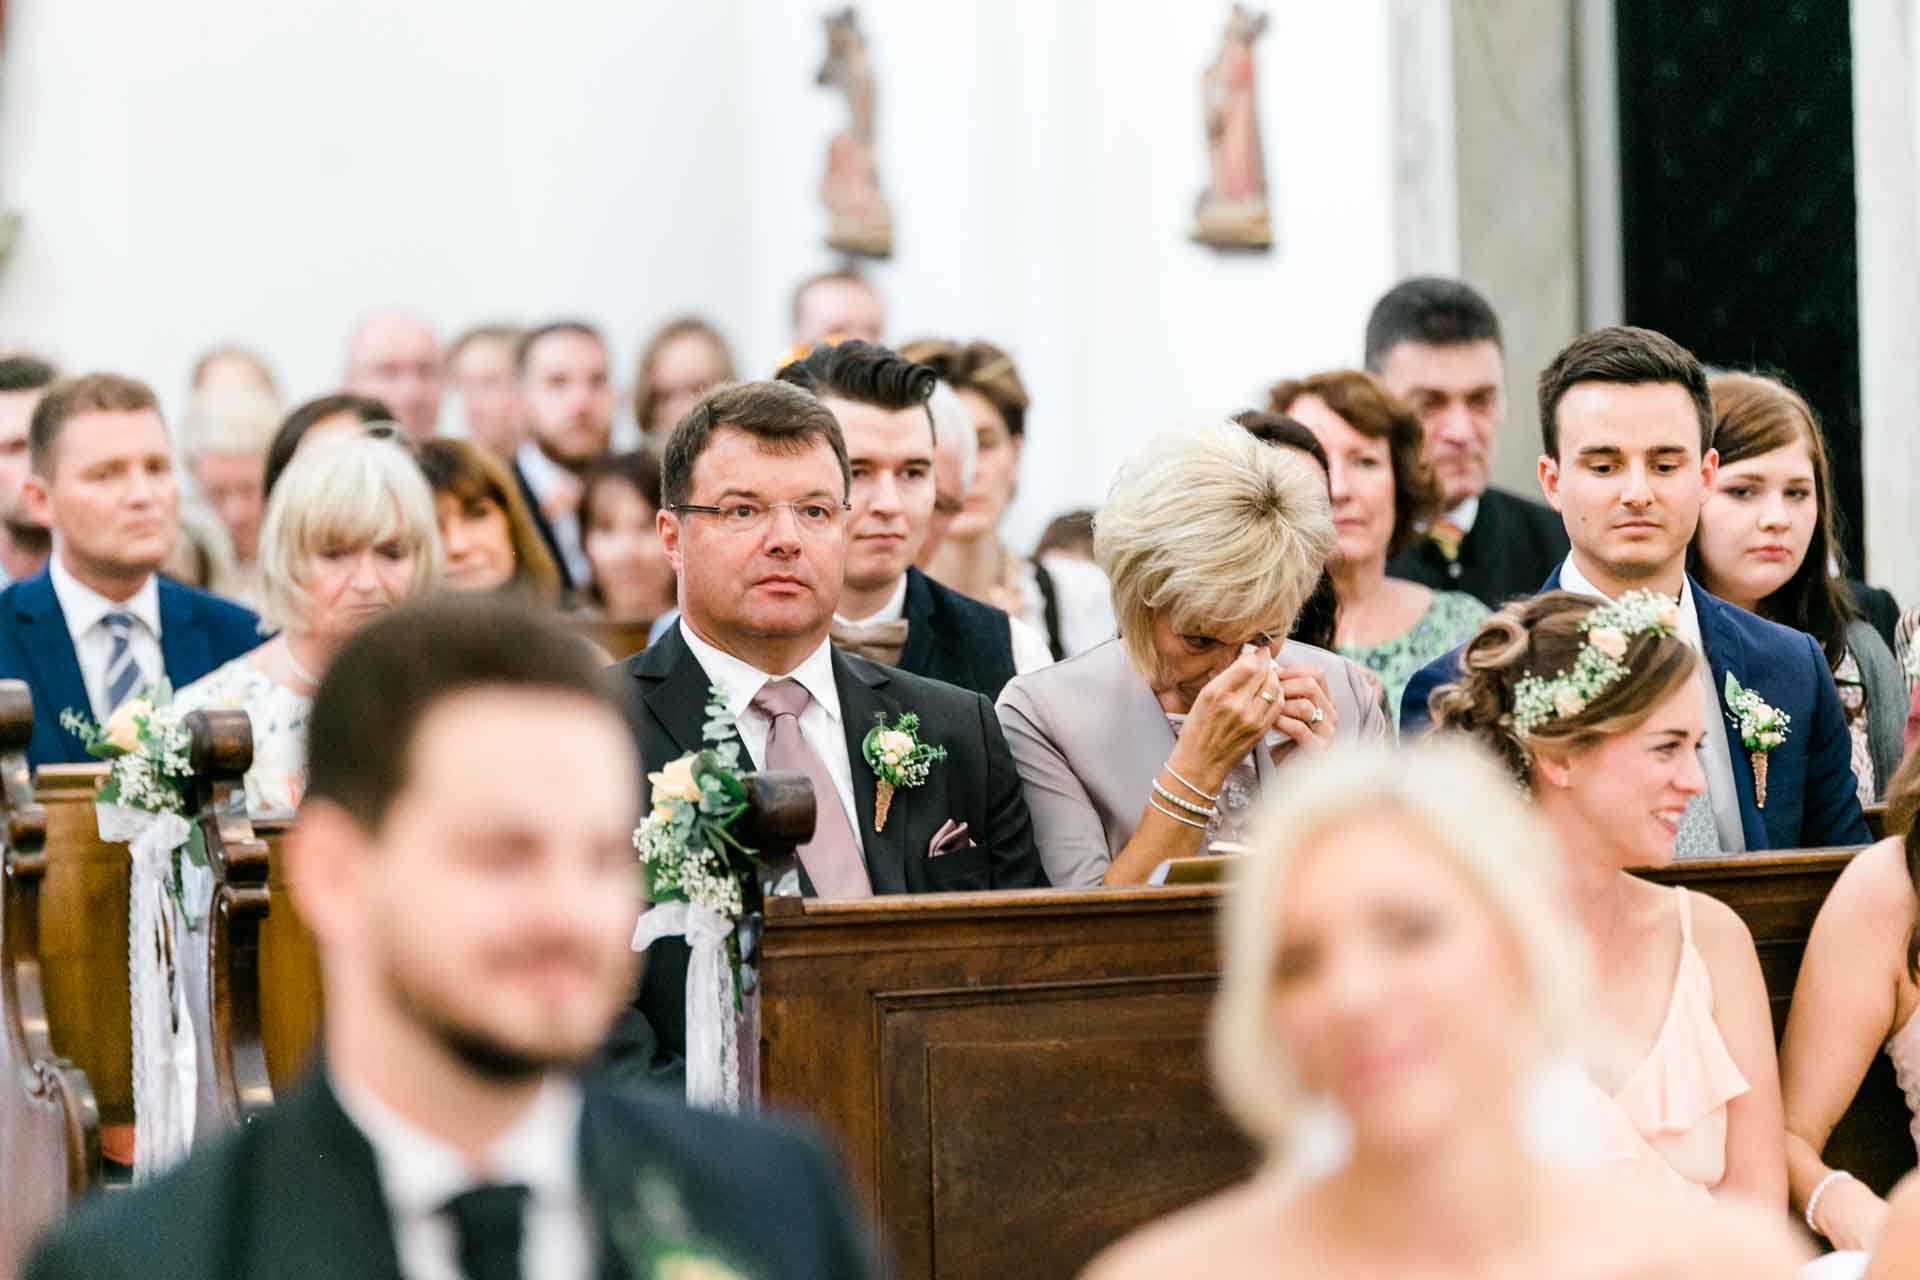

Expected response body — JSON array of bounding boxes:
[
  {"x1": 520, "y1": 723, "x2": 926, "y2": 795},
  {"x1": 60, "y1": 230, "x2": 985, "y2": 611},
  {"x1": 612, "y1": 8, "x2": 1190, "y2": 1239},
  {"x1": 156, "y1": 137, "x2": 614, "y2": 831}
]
[
  {"x1": 514, "y1": 460, "x2": 576, "y2": 591},
  {"x1": 833, "y1": 650, "x2": 910, "y2": 894},
  {"x1": 634, "y1": 626, "x2": 713, "y2": 762},
  {"x1": 242, "y1": 1071, "x2": 404, "y2": 1279},
  {"x1": 1692, "y1": 583, "x2": 1768, "y2": 849},
  {"x1": 14, "y1": 575, "x2": 93, "y2": 756},
  {"x1": 579, "y1": 1093, "x2": 639, "y2": 1280},
  {"x1": 157, "y1": 579, "x2": 211, "y2": 689},
  {"x1": 896, "y1": 567, "x2": 937, "y2": 675}
]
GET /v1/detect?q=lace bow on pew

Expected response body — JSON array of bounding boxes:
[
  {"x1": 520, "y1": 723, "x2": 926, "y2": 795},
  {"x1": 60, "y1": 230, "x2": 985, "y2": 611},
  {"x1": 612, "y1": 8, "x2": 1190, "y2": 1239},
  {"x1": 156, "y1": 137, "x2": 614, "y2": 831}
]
[{"x1": 632, "y1": 902, "x2": 741, "y2": 1108}]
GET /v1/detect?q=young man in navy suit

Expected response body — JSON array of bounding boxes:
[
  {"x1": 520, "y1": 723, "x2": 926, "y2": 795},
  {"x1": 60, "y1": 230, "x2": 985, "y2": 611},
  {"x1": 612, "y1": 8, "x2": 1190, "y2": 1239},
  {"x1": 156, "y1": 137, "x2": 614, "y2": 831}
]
[
  {"x1": 0, "y1": 374, "x2": 258, "y2": 767},
  {"x1": 1401, "y1": 327, "x2": 1868, "y2": 853}
]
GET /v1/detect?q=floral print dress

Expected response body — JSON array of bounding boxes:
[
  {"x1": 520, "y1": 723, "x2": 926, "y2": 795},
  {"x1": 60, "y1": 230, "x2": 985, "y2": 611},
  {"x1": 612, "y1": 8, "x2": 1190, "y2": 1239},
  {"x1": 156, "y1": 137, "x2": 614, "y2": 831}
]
[
  {"x1": 1340, "y1": 590, "x2": 1490, "y2": 724},
  {"x1": 174, "y1": 652, "x2": 312, "y2": 816}
]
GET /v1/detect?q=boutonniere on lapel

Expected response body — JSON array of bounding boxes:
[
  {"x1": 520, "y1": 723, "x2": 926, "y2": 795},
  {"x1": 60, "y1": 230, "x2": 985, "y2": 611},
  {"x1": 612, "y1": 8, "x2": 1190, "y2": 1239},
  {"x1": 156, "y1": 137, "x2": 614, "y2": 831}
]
[
  {"x1": 861, "y1": 711, "x2": 946, "y2": 833},
  {"x1": 614, "y1": 1172, "x2": 751, "y2": 1280},
  {"x1": 1724, "y1": 673, "x2": 1790, "y2": 809}
]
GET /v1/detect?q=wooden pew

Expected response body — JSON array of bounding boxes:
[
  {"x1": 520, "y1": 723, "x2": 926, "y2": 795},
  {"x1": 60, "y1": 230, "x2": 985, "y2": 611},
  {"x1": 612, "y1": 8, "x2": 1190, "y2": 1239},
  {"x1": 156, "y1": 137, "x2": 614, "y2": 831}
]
[{"x1": 0, "y1": 683, "x2": 97, "y2": 1280}]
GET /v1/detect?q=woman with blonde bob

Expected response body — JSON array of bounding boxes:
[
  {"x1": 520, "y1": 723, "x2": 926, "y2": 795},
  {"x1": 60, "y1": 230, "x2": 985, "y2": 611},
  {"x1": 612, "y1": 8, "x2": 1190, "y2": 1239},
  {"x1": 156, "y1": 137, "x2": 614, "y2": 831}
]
[
  {"x1": 1431, "y1": 591, "x2": 1786, "y2": 1206},
  {"x1": 997, "y1": 421, "x2": 1386, "y2": 888},
  {"x1": 177, "y1": 433, "x2": 442, "y2": 812},
  {"x1": 1087, "y1": 743, "x2": 1806, "y2": 1279}
]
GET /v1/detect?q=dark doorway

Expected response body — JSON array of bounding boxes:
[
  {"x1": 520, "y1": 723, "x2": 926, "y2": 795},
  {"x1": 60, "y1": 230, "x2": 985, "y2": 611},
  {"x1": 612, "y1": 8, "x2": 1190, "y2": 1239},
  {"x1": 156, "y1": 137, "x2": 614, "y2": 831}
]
[{"x1": 1615, "y1": 0, "x2": 1864, "y2": 571}]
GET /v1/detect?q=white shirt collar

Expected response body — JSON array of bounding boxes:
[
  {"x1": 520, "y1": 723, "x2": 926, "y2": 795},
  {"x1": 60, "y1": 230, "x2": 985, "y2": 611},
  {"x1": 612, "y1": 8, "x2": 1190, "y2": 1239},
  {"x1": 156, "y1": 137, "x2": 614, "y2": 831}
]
[
  {"x1": 48, "y1": 551, "x2": 161, "y2": 640},
  {"x1": 1557, "y1": 555, "x2": 1703, "y2": 650},
  {"x1": 514, "y1": 439, "x2": 571, "y2": 500},
  {"x1": 834, "y1": 574, "x2": 909, "y2": 626},
  {"x1": 331, "y1": 1069, "x2": 583, "y2": 1223},
  {"x1": 1445, "y1": 494, "x2": 1481, "y2": 534},
  {"x1": 677, "y1": 619, "x2": 842, "y2": 727}
]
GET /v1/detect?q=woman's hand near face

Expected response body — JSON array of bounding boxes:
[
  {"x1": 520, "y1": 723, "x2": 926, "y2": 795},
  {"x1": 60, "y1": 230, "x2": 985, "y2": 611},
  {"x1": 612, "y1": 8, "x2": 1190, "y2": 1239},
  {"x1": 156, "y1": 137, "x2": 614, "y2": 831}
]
[
  {"x1": 1166, "y1": 644, "x2": 1283, "y2": 790},
  {"x1": 1270, "y1": 665, "x2": 1338, "y2": 760}
]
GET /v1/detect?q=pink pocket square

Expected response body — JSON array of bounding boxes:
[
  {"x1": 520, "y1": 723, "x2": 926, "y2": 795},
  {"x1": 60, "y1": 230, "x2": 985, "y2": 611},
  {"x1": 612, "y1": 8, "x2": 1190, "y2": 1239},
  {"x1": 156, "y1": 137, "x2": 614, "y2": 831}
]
[{"x1": 928, "y1": 819, "x2": 973, "y2": 858}]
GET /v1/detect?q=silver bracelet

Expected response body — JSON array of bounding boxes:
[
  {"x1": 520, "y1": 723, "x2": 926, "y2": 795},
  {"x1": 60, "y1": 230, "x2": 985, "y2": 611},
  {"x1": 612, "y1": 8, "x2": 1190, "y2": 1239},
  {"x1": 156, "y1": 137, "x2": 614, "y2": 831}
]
[
  {"x1": 1163, "y1": 763, "x2": 1219, "y2": 804},
  {"x1": 1148, "y1": 796, "x2": 1209, "y2": 830},
  {"x1": 1151, "y1": 779, "x2": 1217, "y2": 819},
  {"x1": 1804, "y1": 1168, "x2": 1854, "y2": 1235}
]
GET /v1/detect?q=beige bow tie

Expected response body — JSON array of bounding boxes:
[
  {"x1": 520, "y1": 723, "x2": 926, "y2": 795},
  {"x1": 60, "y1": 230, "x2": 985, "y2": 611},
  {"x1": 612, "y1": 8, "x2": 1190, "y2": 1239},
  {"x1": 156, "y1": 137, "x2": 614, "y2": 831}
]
[{"x1": 831, "y1": 618, "x2": 910, "y2": 666}]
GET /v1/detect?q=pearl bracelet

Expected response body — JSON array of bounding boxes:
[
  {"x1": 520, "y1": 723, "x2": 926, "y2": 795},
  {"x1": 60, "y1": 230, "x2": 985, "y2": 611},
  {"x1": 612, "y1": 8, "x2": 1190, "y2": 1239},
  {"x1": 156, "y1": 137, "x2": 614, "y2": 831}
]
[
  {"x1": 1804, "y1": 1168, "x2": 1854, "y2": 1236},
  {"x1": 1152, "y1": 779, "x2": 1217, "y2": 819},
  {"x1": 1162, "y1": 763, "x2": 1219, "y2": 804},
  {"x1": 1148, "y1": 796, "x2": 1209, "y2": 830}
]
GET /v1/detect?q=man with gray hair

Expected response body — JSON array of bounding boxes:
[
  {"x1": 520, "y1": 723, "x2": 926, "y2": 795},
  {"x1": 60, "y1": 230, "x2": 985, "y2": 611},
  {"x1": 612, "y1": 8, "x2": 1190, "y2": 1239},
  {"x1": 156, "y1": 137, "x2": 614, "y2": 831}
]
[{"x1": 342, "y1": 309, "x2": 441, "y2": 439}]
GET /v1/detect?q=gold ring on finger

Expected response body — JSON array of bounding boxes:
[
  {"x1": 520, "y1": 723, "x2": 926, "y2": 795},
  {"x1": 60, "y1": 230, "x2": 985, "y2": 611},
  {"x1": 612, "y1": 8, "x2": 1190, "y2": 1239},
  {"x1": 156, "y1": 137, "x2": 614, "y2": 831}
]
[{"x1": 1259, "y1": 690, "x2": 1277, "y2": 703}]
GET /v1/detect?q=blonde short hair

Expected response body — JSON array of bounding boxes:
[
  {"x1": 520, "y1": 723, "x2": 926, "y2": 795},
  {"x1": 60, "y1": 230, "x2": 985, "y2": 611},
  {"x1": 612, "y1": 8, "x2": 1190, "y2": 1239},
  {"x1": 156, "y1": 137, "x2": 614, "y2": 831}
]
[
  {"x1": 1095, "y1": 420, "x2": 1334, "y2": 679},
  {"x1": 257, "y1": 433, "x2": 443, "y2": 633},
  {"x1": 1209, "y1": 740, "x2": 1585, "y2": 1153}
]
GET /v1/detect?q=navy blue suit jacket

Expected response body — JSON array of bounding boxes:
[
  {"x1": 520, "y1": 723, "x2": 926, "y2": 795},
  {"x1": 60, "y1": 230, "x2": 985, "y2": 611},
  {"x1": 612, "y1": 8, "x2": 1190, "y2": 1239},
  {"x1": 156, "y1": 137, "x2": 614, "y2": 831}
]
[
  {"x1": 1398, "y1": 569, "x2": 1870, "y2": 851},
  {"x1": 0, "y1": 571, "x2": 261, "y2": 768}
]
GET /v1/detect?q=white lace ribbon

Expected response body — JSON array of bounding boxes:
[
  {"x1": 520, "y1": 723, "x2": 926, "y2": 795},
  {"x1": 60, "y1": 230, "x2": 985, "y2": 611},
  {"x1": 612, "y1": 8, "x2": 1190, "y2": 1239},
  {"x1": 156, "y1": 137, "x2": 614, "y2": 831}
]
[
  {"x1": 632, "y1": 902, "x2": 739, "y2": 1111},
  {"x1": 96, "y1": 802, "x2": 199, "y2": 1182}
]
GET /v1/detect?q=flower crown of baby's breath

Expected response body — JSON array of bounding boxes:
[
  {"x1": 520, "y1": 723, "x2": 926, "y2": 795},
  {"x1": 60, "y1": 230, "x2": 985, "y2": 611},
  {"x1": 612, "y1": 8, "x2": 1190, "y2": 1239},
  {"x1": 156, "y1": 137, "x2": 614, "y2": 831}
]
[{"x1": 1510, "y1": 590, "x2": 1682, "y2": 736}]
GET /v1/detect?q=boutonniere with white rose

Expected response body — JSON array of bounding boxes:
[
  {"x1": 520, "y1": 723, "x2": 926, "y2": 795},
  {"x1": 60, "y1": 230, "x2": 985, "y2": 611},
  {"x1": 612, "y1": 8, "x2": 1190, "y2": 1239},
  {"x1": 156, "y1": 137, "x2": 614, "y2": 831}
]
[
  {"x1": 861, "y1": 711, "x2": 945, "y2": 833},
  {"x1": 614, "y1": 1172, "x2": 753, "y2": 1280},
  {"x1": 1724, "y1": 673, "x2": 1790, "y2": 809}
]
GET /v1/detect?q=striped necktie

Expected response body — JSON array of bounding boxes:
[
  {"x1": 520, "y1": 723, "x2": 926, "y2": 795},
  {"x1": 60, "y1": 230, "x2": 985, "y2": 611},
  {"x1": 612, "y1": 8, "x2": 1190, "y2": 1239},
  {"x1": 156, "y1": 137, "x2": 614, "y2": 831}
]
[{"x1": 101, "y1": 611, "x2": 147, "y2": 713}]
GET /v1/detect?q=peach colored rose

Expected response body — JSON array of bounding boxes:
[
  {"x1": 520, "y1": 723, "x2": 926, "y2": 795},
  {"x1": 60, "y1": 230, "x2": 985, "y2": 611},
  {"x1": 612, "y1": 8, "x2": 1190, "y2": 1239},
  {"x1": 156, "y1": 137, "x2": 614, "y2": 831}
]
[
  {"x1": 647, "y1": 755, "x2": 701, "y2": 821},
  {"x1": 1587, "y1": 626, "x2": 1628, "y2": 660},
  {"x1": 102, "y1": 698, "x2": 153, "y2": 754},
  {"x1": 1553, "y1": 688, "x2": 1587, "y2": 718}
]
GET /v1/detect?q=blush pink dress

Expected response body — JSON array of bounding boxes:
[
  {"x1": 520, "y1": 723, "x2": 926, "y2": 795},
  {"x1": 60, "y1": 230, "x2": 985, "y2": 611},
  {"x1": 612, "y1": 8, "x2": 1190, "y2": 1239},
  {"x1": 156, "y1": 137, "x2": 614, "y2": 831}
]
[{"x1": 1575, "y1": 888, "x2": 1752, "y2": 1198}]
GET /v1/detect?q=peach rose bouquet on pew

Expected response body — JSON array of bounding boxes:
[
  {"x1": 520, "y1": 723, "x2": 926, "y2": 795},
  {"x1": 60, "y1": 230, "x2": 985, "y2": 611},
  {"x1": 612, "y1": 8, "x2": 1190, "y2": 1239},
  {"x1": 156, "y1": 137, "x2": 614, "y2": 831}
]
[
  {"x1": 632, "y1": 687, "x2": 770, "y2": 1111},
  {"x1": 59, "y1": 682, "x2": 208, "y2": 921}
]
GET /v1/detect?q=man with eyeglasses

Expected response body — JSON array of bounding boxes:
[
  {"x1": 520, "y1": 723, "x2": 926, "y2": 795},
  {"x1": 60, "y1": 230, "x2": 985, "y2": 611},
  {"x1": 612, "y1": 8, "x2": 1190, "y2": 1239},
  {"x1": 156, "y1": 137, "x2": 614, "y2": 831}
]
[
  {"x1": 605, "y1": 379, "x2": 1047, "y2": 1087},
  {"x1": 777, "y1": 339, "x2": 1050, "y2": 702}
]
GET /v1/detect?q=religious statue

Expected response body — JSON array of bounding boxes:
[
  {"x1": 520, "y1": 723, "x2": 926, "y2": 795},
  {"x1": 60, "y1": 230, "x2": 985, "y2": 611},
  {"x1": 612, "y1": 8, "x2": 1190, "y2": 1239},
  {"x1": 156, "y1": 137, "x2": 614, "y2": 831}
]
[
  {"x1": 816, "y1": 7, "x2": 893, "y2": 259},
  {"x1": 1191, "y1": 4, "x2": 1274, "y2": 251}
]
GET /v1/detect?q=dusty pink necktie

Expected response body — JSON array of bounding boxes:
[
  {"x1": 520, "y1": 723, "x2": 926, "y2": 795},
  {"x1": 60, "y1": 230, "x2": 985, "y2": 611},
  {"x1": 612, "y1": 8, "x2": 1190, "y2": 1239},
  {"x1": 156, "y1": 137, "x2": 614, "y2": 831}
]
[{"x1": 750, "y1": 678, "x2": 873, "y2": 898}]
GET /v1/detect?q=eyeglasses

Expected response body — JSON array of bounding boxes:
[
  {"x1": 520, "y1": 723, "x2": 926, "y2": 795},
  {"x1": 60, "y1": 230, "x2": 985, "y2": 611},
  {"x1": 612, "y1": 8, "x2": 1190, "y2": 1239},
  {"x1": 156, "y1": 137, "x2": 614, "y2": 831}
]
[{"x1": 670, "y1": 499, "x2": 850, "y2": 534}]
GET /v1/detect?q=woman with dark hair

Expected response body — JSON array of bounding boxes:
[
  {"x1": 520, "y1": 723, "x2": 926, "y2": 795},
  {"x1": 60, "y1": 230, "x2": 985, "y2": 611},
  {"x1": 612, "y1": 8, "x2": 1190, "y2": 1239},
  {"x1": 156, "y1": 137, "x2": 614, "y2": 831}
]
[
  {"x1": 1690, "y1": 372, "x2": 1903, "y2": 803},
  {"x1": 1233, "y1": 411, "x2": 1338, "y2": 653},
  {"x1": 633, "y1": 316, "x2": 735, "y2": 442},
  {"x1": 1434, "y1": 591, "x2": 1785, "y2": 1206},
  {"x1": 263, "y1": 392, "x2": 393, "y2": 496},
  {"x1": 577, "y1": 449, "x2": 675, "y2": 624},
  {"x1": 1779, "y1": 740, "x2": 1920, "y2": 1255},
  {"x1": 415, "y1": 438, "x2": 562, "y2": 607},
  {"x1": 1271, "y1": 372, "x2": 1486, "y2": 720}
]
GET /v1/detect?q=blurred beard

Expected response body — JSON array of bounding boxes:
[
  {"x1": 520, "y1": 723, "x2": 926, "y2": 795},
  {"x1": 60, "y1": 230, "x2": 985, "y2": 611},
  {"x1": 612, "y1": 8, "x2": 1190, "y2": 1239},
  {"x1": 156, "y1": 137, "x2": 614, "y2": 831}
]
[
  {"x1": 380, "y1": 953, "x2": 592, "y2": 1086},
  {"x1": 3, "y1": 514, "x2": 49, "y2": 556}
]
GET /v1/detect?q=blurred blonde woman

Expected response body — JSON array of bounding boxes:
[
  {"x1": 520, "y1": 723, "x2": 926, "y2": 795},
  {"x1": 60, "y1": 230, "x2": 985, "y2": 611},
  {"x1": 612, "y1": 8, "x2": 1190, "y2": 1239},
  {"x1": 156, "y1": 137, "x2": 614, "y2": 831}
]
[
  {"x1": 998, "y1": 421, "x2": 1384, "y2": 888},
  {"x1": 176, "y1": 433, "x2": 441, "y2": 813},
  {"x1": 1086, "y1": 743, "x2": 1806, "y2": 1279}
]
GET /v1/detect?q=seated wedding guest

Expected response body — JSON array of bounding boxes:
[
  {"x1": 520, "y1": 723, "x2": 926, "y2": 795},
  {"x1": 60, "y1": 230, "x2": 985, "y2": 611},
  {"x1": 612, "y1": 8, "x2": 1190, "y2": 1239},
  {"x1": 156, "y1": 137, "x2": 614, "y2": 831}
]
[
  {"x1": 178, "y1": 382, "x2": 279, "y2": 606},
  {"x1": 633, "y1": 315, "x2": 735, "y2": 443},
  {"x1": 0, "y1": 354, "x2": 57, "y2": 587},
  {"x1": 176, "y1": 433, "x2": 441, "y2": 813},
  {"x1": 1690, "y1": 372, "x2": 1903, "y2": 805},
  {"x1": 263, "y1": 392, "x2": 392, "y2": 496},
  {"x1": 1233, "y1": 411, "x2": 1339, "y2": 654},
  {"x1": 791, "y1": 266, "x2": 885, "y2": 347},
  {"x1": 609, "y1": 379, "x2": 1045, "y2": 1083},
  {"x1": 997, "y1": 421, "x2": 1385, "y2": 889},
  {"x1": 188, "y1": 343, "x2": 279, "y2": 402},
  {"x1": 513, "y1": 320, "x2": 615, "y2": 592},
  {"x1": 341, "y1": 308, "x2": 440, "y2": 439},
  {"x1": 901, "y1": 337, "x2": 1116, "y2": 658},
  {"x1": 0, "y1": 374, "x2": 258, "y2": 768},
  {"x1": 25, "y1": 597, "x2": 876, "y2": 1280},
  {"x1": 442, "y1": 323, "x2": 525, "y2": 460},
  {"x1": 779, "y1": 339, "x2": 1049, "y2": 698},
  {"x1": 1433, "y1": 591, "x2": 1785, "y2": 1203},
  {"x1": 1403, "y1": 326, "x2": 1871, "y2": 853},
  {"x1": 416, "y1": 437, "x2": 561, "y2": 606},
  {"x1": 577, "y1": 449, "x2": 674, "y2": 623},
  {"x1": 917, "y1": 379, "x2": 977, "y2": 566},
  {"x1": 160, "y1": 502, "x2": 241, "y2": 597},
  {"x1": 1273, "y1": 370, "x2": 1488, "y2": 720},
  {"x1": 1776, "y1": 745, "x2": 1920, "y2": 1254},
  {"x1": 1086, "y1": 742, "x2": 1805, "y2": 1280},
  {"x1": 1368, "y1": 277, "x2": 1569, "y2": 607}
]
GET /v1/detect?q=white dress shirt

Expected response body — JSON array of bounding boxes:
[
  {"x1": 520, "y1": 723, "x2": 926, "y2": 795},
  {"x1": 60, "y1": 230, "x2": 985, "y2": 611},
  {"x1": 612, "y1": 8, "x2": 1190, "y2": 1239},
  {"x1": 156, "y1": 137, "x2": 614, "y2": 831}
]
[
  {"x1": 1442, "y1": 493, "x2": 1482, "y2": 535},
  {"x1": 331, "y1": 1070, "x2": 595, "y2": 1280},
  {"x1": 48, "y1": 553, "x2": 164, "y2": 721},
  {"x1": 1558, "y1": 557, "x2": 1746, "y2": 851},
  {"x1": 514, "y1": 441, "x2": 591, "y2": 588},
  {"x1": 834, "y1": 574, "x2": 1055, "y2": 675},
  {"x1": 678, "y1": 620, "x2": 866, "y2": 855}
]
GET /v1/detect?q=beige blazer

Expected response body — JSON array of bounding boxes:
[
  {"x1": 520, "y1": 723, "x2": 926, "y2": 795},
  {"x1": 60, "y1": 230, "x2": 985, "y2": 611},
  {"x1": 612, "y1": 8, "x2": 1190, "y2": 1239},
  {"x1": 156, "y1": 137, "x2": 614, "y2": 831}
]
[{"x1": 995, "y1": 637, "x2": 1390, "y2": 888}]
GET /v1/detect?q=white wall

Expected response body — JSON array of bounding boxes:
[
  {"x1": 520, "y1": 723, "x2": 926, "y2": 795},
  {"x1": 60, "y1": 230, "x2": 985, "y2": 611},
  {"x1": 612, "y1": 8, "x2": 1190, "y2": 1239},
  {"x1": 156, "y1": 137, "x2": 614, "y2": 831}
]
[{"x1": 0, "y1": 0, "x2": 1400, "y2": 548}]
